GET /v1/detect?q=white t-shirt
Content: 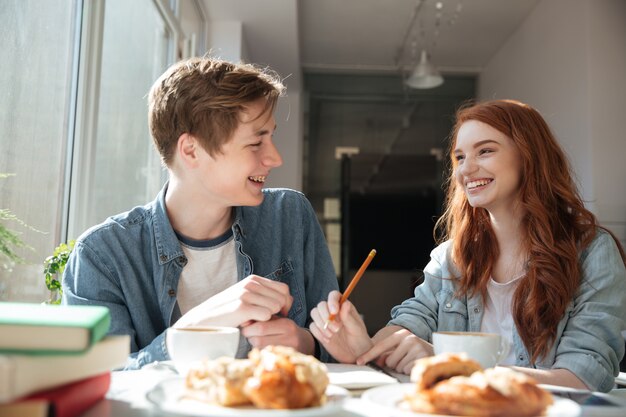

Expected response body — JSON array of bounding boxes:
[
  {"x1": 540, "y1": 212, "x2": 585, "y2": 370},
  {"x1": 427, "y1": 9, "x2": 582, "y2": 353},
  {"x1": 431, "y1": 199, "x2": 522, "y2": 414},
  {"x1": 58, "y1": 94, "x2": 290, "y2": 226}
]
[
  {"x1": 480, "y1": 275, "x2": 523, "y2": 365},
  {"x1": 175, "y1": 230, "x2": 238, "y2": 316}
]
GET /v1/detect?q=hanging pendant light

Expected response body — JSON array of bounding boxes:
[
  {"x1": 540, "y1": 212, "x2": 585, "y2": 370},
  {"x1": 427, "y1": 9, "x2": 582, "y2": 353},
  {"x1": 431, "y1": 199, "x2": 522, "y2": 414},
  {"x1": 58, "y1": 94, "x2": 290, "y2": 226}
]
[{"x1": 405, "y1": 49, "x2": 443, "y2": 89}]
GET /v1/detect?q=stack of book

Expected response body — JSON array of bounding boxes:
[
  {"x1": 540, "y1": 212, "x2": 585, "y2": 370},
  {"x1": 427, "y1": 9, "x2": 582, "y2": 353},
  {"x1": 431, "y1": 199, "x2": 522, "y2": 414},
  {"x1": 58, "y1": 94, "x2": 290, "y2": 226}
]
[{"x1": 0, "y1": 302, "x2": 130, "y2": 417}]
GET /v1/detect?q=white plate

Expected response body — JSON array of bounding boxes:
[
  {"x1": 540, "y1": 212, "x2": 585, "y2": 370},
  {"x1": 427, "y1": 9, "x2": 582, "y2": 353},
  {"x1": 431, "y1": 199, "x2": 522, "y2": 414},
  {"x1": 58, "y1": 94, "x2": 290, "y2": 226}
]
[
  {"x1": 145, "y1": 377, "x2": 349, "y2": 417},
  {"x1": 361, "y1": 383, "x2": 581, "y2": 417}
]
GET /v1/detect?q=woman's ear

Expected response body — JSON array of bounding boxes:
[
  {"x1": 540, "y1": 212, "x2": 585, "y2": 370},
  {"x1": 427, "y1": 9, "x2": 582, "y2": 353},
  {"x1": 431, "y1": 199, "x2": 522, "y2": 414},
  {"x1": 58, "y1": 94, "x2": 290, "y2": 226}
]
[{"x1": 177, "y1": 133, "x2": 199, "y2": 168}]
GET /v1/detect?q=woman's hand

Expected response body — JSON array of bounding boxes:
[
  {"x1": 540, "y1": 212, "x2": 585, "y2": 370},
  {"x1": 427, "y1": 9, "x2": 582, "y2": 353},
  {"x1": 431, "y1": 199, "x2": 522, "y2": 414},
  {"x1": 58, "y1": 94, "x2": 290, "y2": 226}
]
[
  {"x1": 357, "y1": 325, "x2": 433, "y2": 374},
  {"x1": 309, "y1": 290, "x2": 373, "y2": 363}
]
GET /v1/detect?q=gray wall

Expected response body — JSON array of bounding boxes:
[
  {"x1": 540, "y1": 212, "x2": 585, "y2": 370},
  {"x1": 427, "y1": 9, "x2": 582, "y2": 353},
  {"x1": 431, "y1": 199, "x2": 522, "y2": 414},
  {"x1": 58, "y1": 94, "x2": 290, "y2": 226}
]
[
  {"x1": 207, "y1": 20, "x2": 303, "y2": 191},
  {"x1": 266, "y1": 92, "x2": 304, "y2": 191},
  {"x1": 478, "y1": 0, "x2": 626, "y2": 246}
]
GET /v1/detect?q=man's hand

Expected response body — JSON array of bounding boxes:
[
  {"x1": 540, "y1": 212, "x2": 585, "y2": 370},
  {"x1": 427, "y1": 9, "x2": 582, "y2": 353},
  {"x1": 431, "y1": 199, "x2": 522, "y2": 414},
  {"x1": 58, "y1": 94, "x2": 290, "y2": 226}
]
[
  {"x1": 174, "y1": 275, "x2": 293, "y2": 328},
  {"x1": 240, "y1": 316, "x2": 315, "y2": 354}
]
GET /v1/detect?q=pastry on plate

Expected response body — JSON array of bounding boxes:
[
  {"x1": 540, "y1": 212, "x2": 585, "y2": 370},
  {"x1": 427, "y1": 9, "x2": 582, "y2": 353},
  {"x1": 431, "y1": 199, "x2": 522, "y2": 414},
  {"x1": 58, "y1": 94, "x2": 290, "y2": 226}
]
[
  {"x1": 410, "y1": 352, "x2": 482, "y2": 391},
  {"x1": 406, "y1": 353, "x2": 553, "y2": 417},
  {"x1": 185, "y1": 356, "x2": 254, "y2": 406},
  {"x1": 245, "y1": 345, "x2": 329, "y2": 409},
  {"x1": 184, "y1": 345, "x2": 329, "y2": 410}
]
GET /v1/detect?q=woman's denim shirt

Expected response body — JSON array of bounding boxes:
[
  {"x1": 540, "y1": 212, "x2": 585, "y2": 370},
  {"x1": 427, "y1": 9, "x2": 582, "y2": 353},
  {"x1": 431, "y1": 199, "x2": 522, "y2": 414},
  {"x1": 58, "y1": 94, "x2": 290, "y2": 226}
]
[
  {"x1": 62, "y1": 184, "x2": 339, "y2": 369},
  {"x1": 389, "y1": 229, "x2": 626, "y2": 392}
]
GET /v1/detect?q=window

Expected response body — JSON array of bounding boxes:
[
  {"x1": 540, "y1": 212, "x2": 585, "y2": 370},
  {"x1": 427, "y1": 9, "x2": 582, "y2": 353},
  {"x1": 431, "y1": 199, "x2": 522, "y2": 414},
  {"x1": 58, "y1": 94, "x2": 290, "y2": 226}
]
[
  {"x1": 0, "y1": 0, "x2": 205, "y2": 302},
  {"x1": 69, "y1": 0, "x2": 170, "y2": 237},
  {"x1": 0, "y1": 0, "x2": 78, "y2": 300}
]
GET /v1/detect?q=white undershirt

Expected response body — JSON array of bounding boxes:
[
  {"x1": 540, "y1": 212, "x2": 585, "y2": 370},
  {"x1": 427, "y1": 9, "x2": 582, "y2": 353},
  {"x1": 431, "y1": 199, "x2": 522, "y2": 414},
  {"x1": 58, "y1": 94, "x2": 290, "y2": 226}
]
[
  {"x1": 176, "y1": 231, "x2": 238, "y2": 316},
  {"x1": 480, "y1": 275, "x2": 523, "y2": 365}
]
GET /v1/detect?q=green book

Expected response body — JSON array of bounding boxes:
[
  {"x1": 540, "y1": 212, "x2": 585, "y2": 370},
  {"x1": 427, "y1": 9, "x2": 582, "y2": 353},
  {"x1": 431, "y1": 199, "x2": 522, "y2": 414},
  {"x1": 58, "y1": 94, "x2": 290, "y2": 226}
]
[{"x1": 0, "y1": 302, "x2": 110, "y2": 355}]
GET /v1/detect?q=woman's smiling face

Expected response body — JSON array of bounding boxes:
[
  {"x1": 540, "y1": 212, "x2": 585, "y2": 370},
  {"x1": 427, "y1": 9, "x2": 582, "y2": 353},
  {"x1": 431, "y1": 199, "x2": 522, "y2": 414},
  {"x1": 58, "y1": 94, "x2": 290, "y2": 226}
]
[{"x1": 453, "y1": 120, "x2": 523, "y2": 214}]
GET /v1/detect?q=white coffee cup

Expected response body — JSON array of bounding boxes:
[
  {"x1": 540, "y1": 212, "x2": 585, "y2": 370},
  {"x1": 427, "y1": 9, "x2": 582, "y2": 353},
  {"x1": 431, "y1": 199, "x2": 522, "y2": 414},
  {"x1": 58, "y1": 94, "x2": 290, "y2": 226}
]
[
  {"x1": 432, "y1": 331, "x2": 510, "y2": 368},
  {"x1": 166, "y1": 326, "x2": 240, "y2": 374}
]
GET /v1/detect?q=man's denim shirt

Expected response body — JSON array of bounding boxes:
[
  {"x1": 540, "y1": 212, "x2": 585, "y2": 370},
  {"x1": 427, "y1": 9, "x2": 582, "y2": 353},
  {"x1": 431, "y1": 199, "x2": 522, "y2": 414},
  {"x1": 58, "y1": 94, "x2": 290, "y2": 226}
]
[
  {"x1": 62, "y1": 184, "x2": 339, "y2": 369},
  {"x1": 389, "y1": 229, "x2": 626, "y2": 392}
]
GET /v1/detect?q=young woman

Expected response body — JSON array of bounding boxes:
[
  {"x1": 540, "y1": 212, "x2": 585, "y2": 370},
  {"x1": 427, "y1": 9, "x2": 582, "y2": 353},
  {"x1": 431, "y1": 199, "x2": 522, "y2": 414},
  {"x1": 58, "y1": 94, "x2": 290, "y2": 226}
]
[{"x1": 310, "y1": 99, "x2": 626, "y2": 392}]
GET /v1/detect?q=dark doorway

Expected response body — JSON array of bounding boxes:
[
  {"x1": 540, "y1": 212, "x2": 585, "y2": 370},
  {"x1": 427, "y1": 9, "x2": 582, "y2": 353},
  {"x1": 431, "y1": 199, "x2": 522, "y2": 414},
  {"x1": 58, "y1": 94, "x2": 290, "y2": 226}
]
[{"x1": 348, "y1": 191, "x2": 436, "y2": 272}]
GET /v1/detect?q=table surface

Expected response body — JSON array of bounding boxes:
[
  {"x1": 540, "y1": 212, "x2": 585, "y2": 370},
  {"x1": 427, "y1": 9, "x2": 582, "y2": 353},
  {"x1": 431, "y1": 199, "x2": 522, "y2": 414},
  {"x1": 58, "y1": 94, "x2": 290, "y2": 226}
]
[{"x1": 80, "y1": 365, "x2": 626, "y2": 417}]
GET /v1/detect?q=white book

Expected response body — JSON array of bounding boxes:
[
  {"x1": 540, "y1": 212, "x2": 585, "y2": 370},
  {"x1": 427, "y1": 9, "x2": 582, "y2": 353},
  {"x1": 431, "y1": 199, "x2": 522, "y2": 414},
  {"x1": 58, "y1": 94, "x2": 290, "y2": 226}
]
[{"x1": 0, "y1": 335, "x2": 129, "y2": 403}]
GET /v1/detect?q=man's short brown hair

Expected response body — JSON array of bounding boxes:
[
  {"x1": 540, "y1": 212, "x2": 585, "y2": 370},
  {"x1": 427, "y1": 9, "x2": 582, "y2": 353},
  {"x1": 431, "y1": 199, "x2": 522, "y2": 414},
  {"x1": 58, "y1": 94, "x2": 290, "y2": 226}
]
[{"x1": 148, "y1": 57, "x2": 285, "y2": 166}]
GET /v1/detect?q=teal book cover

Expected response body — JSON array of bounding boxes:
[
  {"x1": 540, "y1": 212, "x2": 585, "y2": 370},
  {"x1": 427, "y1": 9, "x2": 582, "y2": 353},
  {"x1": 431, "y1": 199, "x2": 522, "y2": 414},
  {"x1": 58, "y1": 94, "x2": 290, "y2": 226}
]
[{"x1": 0, "y1": 302, "x2": 110, "y2": 354}]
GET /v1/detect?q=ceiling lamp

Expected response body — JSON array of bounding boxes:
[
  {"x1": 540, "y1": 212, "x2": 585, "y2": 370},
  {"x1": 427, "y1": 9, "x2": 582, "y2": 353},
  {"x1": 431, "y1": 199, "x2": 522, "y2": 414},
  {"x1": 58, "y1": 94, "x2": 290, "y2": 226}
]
[
  {"x1": 405, "y1": 49, "x2": 443, "y2": 89},
  {"x1": 396, "y1": 0, "x2": 463, "y2": 90}
]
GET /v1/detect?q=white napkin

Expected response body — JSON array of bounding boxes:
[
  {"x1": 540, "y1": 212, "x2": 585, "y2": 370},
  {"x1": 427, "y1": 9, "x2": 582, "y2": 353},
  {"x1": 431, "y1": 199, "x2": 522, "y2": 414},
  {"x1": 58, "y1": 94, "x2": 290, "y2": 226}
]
[{"x1": 326, "y1": 363, "x2": 399, "y2": 389}]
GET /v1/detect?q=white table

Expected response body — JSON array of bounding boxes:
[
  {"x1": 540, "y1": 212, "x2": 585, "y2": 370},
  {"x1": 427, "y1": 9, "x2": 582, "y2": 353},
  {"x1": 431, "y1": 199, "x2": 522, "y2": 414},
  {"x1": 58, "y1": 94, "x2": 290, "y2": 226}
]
[
  {"x1": 82, "y1": 366, "x2": 380, "y2": 417},
  {"x1": 80, "y1": 366, "x2": 626, "y2": 417}
]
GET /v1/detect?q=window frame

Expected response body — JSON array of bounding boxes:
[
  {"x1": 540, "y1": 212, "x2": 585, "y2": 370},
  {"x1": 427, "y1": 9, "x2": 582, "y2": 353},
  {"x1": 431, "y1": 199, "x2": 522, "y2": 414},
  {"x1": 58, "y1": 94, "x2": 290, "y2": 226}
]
[{"x1": 65, "y1": 0, "x2": 204, "y2": 242}]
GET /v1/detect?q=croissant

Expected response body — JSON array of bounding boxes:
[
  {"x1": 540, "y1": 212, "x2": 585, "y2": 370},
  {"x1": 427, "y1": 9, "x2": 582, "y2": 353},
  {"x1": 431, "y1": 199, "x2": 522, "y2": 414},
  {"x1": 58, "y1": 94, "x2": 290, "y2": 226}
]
[
  {"x1": 185, "y1": 356, "x2": 253, "y2": 406},
  {"x1": 184, "y1": 345, "x2": 329, "y2": 410},
  {"x1": 407, "y1": 354, "x2": 553, "y2": 417},
  {"x1": 244, "y1": 345, "x2": 329, "y2": 409},
  {"x1": 410, "y1": 352, "x2": 482, "y2": 390}
]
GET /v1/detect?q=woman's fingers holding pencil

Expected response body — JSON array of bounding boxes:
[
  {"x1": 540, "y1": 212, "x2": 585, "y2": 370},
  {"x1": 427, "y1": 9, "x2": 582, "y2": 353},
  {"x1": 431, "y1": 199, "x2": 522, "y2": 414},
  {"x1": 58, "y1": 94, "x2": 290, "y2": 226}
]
[
  {"x1": 323, "y1": 249, "x2": 376, "y2": 330},
  {"x1": 309, "y1": 291, "x2": 341, "y2": 337},
  {"x1": 310, "y1": 294, "x2": 344, "y2": 341},
  {"x1": 326, "y1": 290, "x2": 342, "y2": 316},
  {"x1": 309, "y1": 299, "x2": 373, "y2": 363},
  {"x1": 310, "y1": 301, "x2": 334, "y2": 340},
  {"x1": 323, "y1": 290, "x2": 343, "y2": 328}
]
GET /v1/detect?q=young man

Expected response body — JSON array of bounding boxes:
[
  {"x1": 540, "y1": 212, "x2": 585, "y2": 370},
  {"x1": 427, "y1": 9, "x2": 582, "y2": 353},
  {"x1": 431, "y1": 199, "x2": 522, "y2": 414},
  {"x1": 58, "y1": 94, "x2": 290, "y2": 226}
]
[{"x1": 62, "y1": 57, "x2": 339, "y2": 369}]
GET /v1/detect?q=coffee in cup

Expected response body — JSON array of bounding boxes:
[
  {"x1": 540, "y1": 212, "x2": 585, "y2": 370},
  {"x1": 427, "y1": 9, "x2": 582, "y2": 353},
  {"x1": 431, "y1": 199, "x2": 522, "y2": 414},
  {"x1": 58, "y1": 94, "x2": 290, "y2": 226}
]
[
  {"x1": 166, "y1": 326, "x2": 239, "y2": 374},
  {"x1": 432, "y1": 331, "x2": 509, "y2": 368}
]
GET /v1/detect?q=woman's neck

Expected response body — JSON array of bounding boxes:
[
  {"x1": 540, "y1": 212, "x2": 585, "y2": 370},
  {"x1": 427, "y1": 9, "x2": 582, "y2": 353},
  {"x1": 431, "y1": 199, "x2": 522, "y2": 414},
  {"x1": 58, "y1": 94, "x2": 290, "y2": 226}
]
[
  {"x1": 489, "y1": 211, "x2": 522, "y2": 245},
  {"x1": 489, "y1": 210, "x2": 527, "y2": 283}
]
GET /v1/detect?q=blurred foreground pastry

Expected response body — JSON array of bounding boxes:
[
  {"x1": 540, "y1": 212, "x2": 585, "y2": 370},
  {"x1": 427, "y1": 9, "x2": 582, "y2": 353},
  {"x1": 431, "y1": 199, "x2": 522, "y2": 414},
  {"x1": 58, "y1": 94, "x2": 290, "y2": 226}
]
[
  {"x1": 185, "y1": 356, "x2": 254, "y2": 406},
  {"x1": 245, "y1": 345, "x2": 329, "y2": 409},
  {"x1": 406, "y1": 353, "x2": 553, "y2": 417},
  {"x1": 184, "y1": 345, "x2": 329, "y2": 409}
]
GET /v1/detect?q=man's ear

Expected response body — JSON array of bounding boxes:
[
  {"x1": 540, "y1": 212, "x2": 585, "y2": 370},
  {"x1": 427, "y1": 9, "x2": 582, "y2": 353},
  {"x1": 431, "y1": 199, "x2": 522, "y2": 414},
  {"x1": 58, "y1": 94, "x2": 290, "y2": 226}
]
[{"x1": 177, "y1": 133, "x2": 199, "y2": 168}]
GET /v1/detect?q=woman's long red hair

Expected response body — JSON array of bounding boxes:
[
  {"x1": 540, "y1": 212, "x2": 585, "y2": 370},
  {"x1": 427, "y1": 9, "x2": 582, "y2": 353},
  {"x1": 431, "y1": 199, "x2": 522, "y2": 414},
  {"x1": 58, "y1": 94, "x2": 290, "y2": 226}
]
[{"x1": 436, "y1": 99, "x2": 626, "y2": 363}]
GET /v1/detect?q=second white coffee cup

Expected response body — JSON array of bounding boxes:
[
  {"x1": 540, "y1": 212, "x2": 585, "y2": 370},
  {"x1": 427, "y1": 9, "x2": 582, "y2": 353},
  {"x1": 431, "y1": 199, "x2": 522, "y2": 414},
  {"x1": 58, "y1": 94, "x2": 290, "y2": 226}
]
[{"x1": 432, "y1": 331, "x2": 510, "y2": 368}]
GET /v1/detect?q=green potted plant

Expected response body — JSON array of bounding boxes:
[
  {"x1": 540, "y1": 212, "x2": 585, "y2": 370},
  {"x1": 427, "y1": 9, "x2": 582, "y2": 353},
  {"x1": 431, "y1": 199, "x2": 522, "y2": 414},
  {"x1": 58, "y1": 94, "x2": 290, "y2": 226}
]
[
  {"x1": 0, "y1": 173, "x2": 33, "y2": 272},
  {"x1": 43, "y1": 240, "x2": 75, "y2": 304}
]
